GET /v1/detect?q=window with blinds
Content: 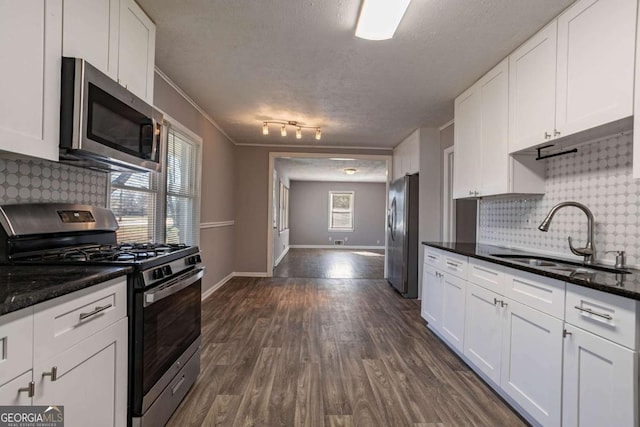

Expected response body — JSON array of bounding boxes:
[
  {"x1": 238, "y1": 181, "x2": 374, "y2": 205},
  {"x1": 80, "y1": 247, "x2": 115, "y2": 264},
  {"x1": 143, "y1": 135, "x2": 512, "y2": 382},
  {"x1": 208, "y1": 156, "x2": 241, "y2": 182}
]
[
  {"x1": 328, "y1": 191, "x2": 354, "y2": 231},
  {"x1": 109, "y1": 120, "x2": 201, "y2": 245},
  {"x1": 110, "y1": 171, "x2": 159, "y2": 243},
  {"x1": 166, "y1": 128, "x2": 200, "y2": 245}
]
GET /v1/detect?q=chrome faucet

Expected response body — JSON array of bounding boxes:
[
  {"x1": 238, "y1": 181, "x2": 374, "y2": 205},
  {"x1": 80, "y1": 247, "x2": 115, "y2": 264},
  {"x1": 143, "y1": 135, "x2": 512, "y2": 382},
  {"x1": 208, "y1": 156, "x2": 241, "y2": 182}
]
[{"x1": 538, "y1": 201, "x2": 596, "y2": 265}]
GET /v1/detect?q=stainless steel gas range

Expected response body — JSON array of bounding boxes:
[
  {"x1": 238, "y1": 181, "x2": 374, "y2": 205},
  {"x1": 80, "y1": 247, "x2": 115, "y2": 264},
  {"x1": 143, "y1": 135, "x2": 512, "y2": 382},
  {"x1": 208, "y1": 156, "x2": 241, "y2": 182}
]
[{"x1": 0, "y1": 203, "x2": 205, "y2": 427}]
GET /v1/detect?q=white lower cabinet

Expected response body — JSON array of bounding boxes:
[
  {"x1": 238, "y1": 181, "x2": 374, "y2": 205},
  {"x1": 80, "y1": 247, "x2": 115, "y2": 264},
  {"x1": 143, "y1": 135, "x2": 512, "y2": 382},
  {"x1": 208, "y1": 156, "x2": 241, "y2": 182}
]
[
  {"x1": 464, "y1": 282, "x2": 504, "y2": 384},
  {"x1": 0, "y1": 372, "x2": 33, "y2": 406},
  {"x1": 562, "y1": 324, "x2": 637, "y2": 427},
  {"x1": 440, "y1": 274, "x2": 466, "y2": 352},
  {"x1": 421, "y1": 264, "x2": 443, "y2": 331},
  {"x1": 501, "y1": 298, "x2": 563, "y2": 427},
  {"x1": 34, "y1": 317, "x2": 127, "y2": 427}
]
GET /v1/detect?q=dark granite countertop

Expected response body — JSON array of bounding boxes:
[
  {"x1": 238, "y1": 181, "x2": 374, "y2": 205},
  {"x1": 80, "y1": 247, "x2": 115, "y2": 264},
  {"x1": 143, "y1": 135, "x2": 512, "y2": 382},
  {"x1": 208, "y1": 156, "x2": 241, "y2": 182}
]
[
  {"x1": 0, "y1": 265, "x2": 132, "y2": 316},
  {"x1": 423, "y1": 241, "x2": 640, "y2": 300}
]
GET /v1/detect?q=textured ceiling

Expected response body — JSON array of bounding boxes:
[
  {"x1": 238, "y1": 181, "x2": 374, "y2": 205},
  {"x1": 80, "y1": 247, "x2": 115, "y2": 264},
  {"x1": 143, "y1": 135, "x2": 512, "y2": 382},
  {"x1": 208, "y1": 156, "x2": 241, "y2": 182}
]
[
  {"x1": 138, "y1": 0, "x2": 574, "y2": 149},
  {"x1": 276, "y1": 157, "x2": 387, "y2": 182}
]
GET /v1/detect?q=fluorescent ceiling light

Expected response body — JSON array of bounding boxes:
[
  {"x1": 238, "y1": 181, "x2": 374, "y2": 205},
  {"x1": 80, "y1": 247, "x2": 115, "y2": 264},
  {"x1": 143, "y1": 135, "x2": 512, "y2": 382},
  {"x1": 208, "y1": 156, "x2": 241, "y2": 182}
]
[{"x1": 355, "y1": 0, "x2": 412, "y2": 41}]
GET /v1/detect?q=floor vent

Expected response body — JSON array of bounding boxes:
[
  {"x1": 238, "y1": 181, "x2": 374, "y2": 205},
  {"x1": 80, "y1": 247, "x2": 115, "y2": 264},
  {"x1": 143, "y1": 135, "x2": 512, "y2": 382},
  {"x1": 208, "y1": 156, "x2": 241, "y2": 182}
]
[{"x1": 333, "y1": 240, "x2": 344, "y2": 245}]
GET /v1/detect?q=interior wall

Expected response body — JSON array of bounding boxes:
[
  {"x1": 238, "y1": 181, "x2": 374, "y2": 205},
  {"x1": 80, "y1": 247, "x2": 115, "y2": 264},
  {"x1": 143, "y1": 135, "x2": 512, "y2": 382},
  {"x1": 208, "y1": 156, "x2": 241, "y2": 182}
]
[
  {"x1": 154, "y1": 72, "x2": 236, "y2": 292},
  {"x1": 272, "y1": 159, "x2": 290, "y2": 265},
  {"x1": 234, "y1": 146, "x2": 392, "y2": 273},
  {"x1": 289, "y1": 181, "x2": 386, "y2": 247}
]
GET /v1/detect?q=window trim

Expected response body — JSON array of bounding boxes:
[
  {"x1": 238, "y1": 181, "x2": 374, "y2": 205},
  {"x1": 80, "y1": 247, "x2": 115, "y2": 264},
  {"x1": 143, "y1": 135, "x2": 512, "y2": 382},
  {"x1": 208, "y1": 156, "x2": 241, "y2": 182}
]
[{"x1": 328, "y1": 190, "x2": 355, "y2": 232}]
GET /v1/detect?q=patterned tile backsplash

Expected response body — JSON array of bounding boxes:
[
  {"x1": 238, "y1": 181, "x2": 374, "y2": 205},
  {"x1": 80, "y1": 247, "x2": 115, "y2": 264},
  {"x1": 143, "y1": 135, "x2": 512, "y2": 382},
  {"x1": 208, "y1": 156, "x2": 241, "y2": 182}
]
[
  {"x1": 478, "y1": 132, "x2": 640, "y2": 267},
  {"x1": 0, "y1": 155, "x2": 108, "y2": 206}
]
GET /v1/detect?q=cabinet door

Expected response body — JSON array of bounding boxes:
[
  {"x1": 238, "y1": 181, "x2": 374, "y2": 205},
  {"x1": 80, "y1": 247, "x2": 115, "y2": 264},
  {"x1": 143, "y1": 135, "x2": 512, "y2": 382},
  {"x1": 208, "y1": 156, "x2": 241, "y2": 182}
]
[
  {"x1": 478, "y1": 59, "x2": 509, "y2": 197},
  {"x1": 508, "y1": 21, "x2": 557, "y2": 153},
  {"x1": 453, "y1": 86, "x2": 481, "y2": 199},
  {"x1": 421, "y1": 264, "x2": 443, "y2": 331},
  {"x1": 440, "y1": 273, "x2": 466, "y2": 351},
  {"x1": 34, "y1": 318, "x2": 128, "y2": 427},
  {"x1": 563, "y1": 325, "x2": 637, "y2": 427},
  {"x1": 463, "y1": 282, "x2": 503, "y2": 384},
  {"x1": 0, "y1": 309, "x2": 33, "y2": 388},
  {"x1": 0, "y1": 371, "x2": 33, "y2": 406},
  {"x1": 118, "y1": 0, "x2": 156, "y2": 103},
  {"x1": 63, "y1": 0, "x2": 119, "y2": 80},
  {"x1": 0, "y1": 0, "x2": 61, "y2": 161},
  {"x1": 501, "y1": 299, "x2": 563, "y2": 427},
  {"x1": 555, "y1": 0, "x2": 636, "y2": 138}
]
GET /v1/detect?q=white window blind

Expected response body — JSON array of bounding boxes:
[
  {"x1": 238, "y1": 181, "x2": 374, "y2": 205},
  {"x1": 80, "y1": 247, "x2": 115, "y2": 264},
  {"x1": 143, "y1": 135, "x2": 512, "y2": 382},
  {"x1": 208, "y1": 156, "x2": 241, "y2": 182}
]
[
  {"x1": 110, "y1": 171, "x2": 159, "y2": 243},
  {"x1": 166, "y1": 127, "x2": 200, "y2": 245},
  {"x1": 329, "y1": 191, "x2": 354, "y2": 231}
]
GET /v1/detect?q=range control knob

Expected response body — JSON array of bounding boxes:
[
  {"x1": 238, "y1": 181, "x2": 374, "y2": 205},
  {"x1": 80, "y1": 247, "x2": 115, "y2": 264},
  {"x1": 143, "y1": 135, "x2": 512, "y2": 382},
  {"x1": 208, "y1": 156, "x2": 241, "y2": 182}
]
[
  {"x1": 195, "y1": 254, "x2": 202, "y2": 263},
  {"x1": 152, "y1": 268, "x2": 164, "y2": 280},
  {"x1": 162, "y1": 265, "x2": 173, "y2": 276},
  {"x1": 186, "y1": 255, "x2": 200, "y2": 265}
]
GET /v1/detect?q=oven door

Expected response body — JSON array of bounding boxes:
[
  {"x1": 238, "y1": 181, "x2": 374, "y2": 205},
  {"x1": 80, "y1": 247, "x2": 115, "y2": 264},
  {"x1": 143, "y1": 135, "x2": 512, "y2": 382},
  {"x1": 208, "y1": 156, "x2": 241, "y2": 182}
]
[{"x1": 131, "y1": 266, "x2": 204, "y2": 415}]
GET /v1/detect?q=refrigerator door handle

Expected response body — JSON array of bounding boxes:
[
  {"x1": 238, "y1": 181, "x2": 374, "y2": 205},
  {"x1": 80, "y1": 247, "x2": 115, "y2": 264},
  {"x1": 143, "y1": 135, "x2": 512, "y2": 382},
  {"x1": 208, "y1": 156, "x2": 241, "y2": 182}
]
[{"x1": 389, "y1": 197, "x2": 397, "y2": 241}]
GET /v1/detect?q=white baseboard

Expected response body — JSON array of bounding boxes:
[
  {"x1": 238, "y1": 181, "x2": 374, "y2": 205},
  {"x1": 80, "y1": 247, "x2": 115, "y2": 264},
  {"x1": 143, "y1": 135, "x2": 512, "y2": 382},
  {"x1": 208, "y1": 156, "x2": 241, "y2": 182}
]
[
  {"x1": 233, "y1": 271, "x2": 269, "y2": 277},
  {"x1": 289, "y1": 245, "x2": 385, "y2": 250},
  {"x1": 274, "y1": 245, "x2": 290, "y2": 266},
  {"x1": 201, "y1": 272, "x2": 234, "y2": 301}
]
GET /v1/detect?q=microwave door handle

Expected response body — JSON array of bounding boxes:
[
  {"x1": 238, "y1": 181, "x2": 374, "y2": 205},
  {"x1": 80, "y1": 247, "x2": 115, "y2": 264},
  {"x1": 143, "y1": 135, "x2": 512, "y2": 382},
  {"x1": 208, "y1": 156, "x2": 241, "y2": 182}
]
[{"x1": 144, "y1": 267, "x2": 205, "y2": 307}]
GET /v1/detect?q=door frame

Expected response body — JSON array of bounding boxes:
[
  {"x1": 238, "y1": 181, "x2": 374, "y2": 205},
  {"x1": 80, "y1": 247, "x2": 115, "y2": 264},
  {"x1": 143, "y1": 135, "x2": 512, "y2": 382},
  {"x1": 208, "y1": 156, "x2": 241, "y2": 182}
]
[
  {"x1": 267, "y1": 152, "x2": 393, "y2": 277},
  {"x1": 442, "y1": 146, "x2": 456, "y2": 242}
]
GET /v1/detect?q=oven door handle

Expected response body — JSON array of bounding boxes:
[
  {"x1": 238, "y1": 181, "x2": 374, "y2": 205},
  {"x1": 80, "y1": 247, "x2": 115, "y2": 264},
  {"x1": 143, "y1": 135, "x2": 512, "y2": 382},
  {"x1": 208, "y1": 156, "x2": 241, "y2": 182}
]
[{"x1": 144, "y1": 267, "x2": 206, "y2": 307}]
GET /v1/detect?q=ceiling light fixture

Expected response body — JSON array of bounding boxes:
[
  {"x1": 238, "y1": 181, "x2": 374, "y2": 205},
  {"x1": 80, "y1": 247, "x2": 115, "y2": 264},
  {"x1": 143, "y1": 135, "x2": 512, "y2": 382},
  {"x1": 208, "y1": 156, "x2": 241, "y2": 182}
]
[
  {"x1": 355, "y1": 0, "x2": 412, "y2": 41},
  {"x1": 344, "y1": 168, "x2": 357, "y2": 175},
  {"x1": 261, "y1": 120, "x2": 322, "y2": 140}
]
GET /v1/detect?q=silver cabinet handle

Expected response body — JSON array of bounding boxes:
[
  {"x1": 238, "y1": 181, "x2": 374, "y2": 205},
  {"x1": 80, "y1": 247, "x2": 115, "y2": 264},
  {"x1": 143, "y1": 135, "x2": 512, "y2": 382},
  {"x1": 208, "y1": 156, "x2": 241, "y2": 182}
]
[
  {"x1": 493, "y1": 298, "x2": 499, "y2": 306},
  {"x1": 427, "y1": 255, "x2": 437, "y2": 260},
  {"x1": 79, "y1": 304, "x2": 112, "y2": 321},
  {"x1": 563, "y1": 329, "x2": 572, "y2": 338},
  {"x1": 554, "y1": 129, "x2": 561, "y2": 137},
  {"x1": 574, "y1": 306, "x2": 613, "y2": 320},
  {"x1": 18, "y1": 381, "x2": 35, "y2": 397},
  {"x1": 446, "y1": 261, "x2": 459, "y2": 268},
  {"x1": 500, "y1": 300, "x2": 508, "y2": 307},
  {"x1": 544, "y1": 132, "x2": 551, "y2": 139},
  {"x1": 42, "y1": 366, "x2": 58, "y2": 381}
]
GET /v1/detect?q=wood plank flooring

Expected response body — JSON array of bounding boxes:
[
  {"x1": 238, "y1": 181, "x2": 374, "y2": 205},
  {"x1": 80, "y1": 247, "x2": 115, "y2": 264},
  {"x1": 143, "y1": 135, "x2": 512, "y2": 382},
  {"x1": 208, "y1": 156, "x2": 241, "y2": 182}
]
[
  {"x1": 273, "y1": 249, "x2": 385, "y2": 279},
  {"x1": 166, "y1": 277, "x2": 527, "y2": 426}
]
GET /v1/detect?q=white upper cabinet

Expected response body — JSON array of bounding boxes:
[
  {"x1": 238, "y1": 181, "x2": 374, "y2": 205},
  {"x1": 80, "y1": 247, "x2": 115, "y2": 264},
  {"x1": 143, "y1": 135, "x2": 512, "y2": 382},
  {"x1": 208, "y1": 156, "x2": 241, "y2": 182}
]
[
  {"x1": 454, "y1": 59, "x2": 545, "y2": 199},
  {"x1": 0, "y1": 0, "x2": 61, "y2": 162},
  {"x1": 509, "y1": 0, "x2": 636, "y2": 154},
  {"x1": 453, "y1": 86, "x2": 481, "y2": 199},
  {"x1": 63, "y1": 0, "x2": 155, "y2": 104},
  {"x1": 62, "y1": 0, "x2": 120, "y2": 80},
  {"x1": 508, "y1": 22, "x2": 558, "y2": 153},
  {"x1": 118, "y1": 0, "x2": 156, "y2": 103},
  {"x1": 555, "y1": 0, "x2": 636, "y2": 138}
]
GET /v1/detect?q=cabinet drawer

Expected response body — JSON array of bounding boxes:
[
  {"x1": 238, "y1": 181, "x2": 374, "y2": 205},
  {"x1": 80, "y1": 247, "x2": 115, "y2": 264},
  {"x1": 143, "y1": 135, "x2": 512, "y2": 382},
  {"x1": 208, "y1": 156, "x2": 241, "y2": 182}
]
[
  {"x1": 503, "y1": 269, "x2": 565, "y2": 318},
  {"x1": 0, "y1": 308, "x2": 33, "y2": 387},
  {"x1": 425, "y1": 248, "x2": 468, "y2": 280},
  {"x1": 33, "y1": 277, "x2": 126, "y2": 363},
  {"x1": 565, "y1": 283, "x2": 639, "y2": 349},
  {"x1": 468, "y1": 258, "x2": 506, "y2": 294}
]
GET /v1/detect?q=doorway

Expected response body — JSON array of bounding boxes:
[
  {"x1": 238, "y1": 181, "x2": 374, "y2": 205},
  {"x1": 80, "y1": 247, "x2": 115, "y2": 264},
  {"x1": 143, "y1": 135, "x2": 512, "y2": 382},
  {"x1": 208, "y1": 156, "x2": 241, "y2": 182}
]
[{"x1": 267, "y1": 153, "x2": 392, "y2": 279}]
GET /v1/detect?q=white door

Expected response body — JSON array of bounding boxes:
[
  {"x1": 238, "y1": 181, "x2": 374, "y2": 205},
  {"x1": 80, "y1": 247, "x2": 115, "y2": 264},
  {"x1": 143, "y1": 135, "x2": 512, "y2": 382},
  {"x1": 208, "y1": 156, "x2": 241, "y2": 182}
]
[
  {"x1": 118, "y1": 0, "x2": 155, "y2": 102},
  {"x1": 421, "y1": 264, "x2": 443, "y2": 332},
  {"x1": 453, "y1": 87, "x2": 481, "y2": 199},
  {"x1": 440, "y1": 273, "x2": 466, "y2": 352},
  {"x1": 563, "y1": 325, "x2": 638, "y2": 427},
  {"x1": 63, "y1": 0, "x2": 120, "y2": 80},
  {"x1": 479, "y1": 59, "x2": 509, "y2": 197},
  {"x1": 0, "y1": 0, "x2": 61, "y2": 161},
  {"x1": 508, "y1": 21, "x2": 558, "y2": 153},
  {"x1": 34, "y1": 318, "x2": 128, "y2": 427},
  {"x1": 463, "y1": 282, "x2": 503, "y2": 384},
  {"x1": 555, "y1": 0, "x2": 636, "y2": 137},
  {"x1": 501, "y1": 299, "x2": 563, "y2": 427},
  {"x1": 0, "y1": 371, "x2": 33, "y2": 406}
]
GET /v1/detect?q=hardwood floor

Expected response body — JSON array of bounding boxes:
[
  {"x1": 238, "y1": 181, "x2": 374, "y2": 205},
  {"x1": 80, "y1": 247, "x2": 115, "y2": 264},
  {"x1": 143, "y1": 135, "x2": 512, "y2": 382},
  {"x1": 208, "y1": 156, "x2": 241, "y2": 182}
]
[
  {"x1": 273, "y1": 249, "x2": 385, "y2": 279},
  {"x1": 166, "y1": 277, "x2": 527, "y2": 426}
]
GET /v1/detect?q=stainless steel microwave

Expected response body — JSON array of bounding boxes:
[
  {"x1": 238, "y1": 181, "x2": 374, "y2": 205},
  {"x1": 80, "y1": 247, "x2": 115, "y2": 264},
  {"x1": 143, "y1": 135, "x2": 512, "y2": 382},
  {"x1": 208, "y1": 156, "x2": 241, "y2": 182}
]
[{"x1": 59, "y1": 57, "x2": 162, "y2": 172}]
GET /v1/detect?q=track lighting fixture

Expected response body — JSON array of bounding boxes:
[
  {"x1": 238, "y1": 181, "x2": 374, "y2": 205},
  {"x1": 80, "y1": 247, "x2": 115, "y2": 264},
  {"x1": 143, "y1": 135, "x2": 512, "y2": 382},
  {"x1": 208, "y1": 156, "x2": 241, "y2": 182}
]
[{"x1": 261, "y1": 120, "x2": 322, "y2": 140}]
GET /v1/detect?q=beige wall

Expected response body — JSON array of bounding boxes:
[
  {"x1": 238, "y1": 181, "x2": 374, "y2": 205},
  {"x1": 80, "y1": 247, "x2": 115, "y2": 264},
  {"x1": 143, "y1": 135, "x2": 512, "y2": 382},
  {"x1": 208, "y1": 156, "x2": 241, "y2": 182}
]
[
  {"x1": 154, "y1": 72, "x2": 236, "y2": 293},
  {"x1": 234, "y1": 146, "x2": 392, "y2": 273}
]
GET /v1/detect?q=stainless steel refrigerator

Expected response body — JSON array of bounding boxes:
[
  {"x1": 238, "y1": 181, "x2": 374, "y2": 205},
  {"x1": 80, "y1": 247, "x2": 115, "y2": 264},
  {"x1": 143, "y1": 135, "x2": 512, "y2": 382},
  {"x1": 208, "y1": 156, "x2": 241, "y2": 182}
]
[{"x1": 386, "y1": 174, "x2": 419, "y2": 298}]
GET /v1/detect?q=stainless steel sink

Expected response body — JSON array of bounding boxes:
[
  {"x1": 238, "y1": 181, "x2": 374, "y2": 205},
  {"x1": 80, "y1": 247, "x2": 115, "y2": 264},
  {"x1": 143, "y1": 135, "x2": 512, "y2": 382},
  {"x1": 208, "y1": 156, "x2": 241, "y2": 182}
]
[{"x1": 490, "y1": 254, "x2": 630, "y2": 275}]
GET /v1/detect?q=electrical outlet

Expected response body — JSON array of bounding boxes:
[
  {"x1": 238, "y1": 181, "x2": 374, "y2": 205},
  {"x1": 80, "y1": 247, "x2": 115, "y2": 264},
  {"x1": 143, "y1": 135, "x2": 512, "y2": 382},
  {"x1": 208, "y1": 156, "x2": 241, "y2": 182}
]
[{"x1": 524, "y1": 215, "x2": 533, "y2": 229}]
